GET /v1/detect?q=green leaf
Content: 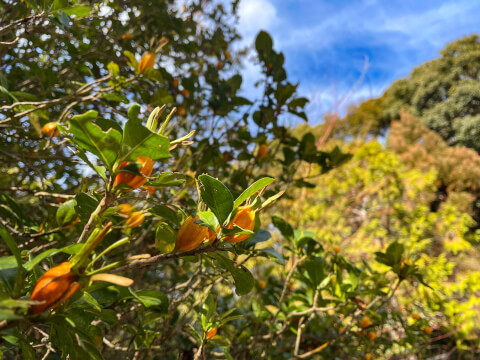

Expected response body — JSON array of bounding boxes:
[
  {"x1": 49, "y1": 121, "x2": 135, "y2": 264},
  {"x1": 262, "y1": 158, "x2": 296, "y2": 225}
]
[
  {"x1": 213, "y1": 255, "x2": 254, "y2": 296},
  {"x1": 130, "y1": 289, "x2": 168, "y2": 313},
  {"x1": 95, "y1": 118, "x2": 123, "y2": 134},
  {"x1": 233, "y1": 177, "x2": 275, "y2": 209},
  {"x1": 101, "y1": 93, "x2": 128, "y2": 103},
  {"x1": 20, "y1": 337, "x2": 36, "y2": 360},
  {"x1": 0, "y1": 193, "x2": 24, "y2": 226},
  {"x1": 0, "y1": 226, "x2": 23, "y2": 302},
  {"x1": 0, "y1": 308, "x2": 22, "y2": 321},
  {"x1": 386, "y1": 242, "x2": 404, "y2": 265},
  {"x1": 145, "y1": 68, "x2": 163, "y2": 82},
  {"x1": 197, "y1": 211, "x2": 218, "y2": 231},
  {"x1": 107, "y1": 61, "x2": 120, "y2": 77},
  {"x1": 260, "y1": 248, "x2": 284, "y2": 265},
  {"x1": 0, "y1": 256, "x2": 18, "y2": 294},
  {"x1": 150, "y1": 204, "x2": 181, "y2": 225},
  {"x1": 75, "y1": 193, "x2": 100, "y2": 223},
  {"x1": 0, "y1": 225, "x2": 22, "y2": 270},
  {"x1": 155, "y1": 223, "x2": 176, "y2": 254},
  {"x1": 246, "y1": 229, "x2": 271, "y2": 248},
  {"x1": 318, "y1": 275, "x2": 331, "y2": 290},
  {"x1": 119, "y1": 105, "x2": 171, "y2": 162},
  {"x1": 123, "y1": 51, "x2": 138, "y2": 70},
  {"x1": 50, "y1": 316, "x2": 105, "y2": 360},
  {"x1": 24, "y1": 244, "x2": 83, "y2": 271},
  {"x1": 299, "y1": 132, "x2": 317, "y2": 161},
  {"x1": 56, "y1": 199, "x2": 78, "y2": 227},
  {"x1": 73, "y1": 147, "x2": 107, "y2": 182},
  {"x1": 275, "y1": 83, "x2": 297, "y2": 105},
  {"x1": 51, "y1": 0, "x2": 68, "y2": 11},
  {"x1": 62, "y1": 5, "x2": 92, "y2": 17},
  {"x1": 147, "y1": 172, "x2": 185, "y2": 187},
  {"x1": 304, "y1": 259, "x2": 325, "y2": 288},
  {"x1": 80, "y1": 292, "x2": 102, "y2": 312},
  {"x1": 272, "y1": 216, "x2": 294, "y2": 241},
  {"x1": 255, "y1": 30, "x2": 273, "y2": 53},
  {"x1": 198, "y1": 175, "x2": 234, "y2": 224},
  {"x1": 56, "y1": 10, "x2": 71, "y2": 27},
  {"x1": 68, "y1": 110, "x2": 122, "y2": 170},
  {"x1": 288, "y1": 97, "x2": 309, "y2": 108}
]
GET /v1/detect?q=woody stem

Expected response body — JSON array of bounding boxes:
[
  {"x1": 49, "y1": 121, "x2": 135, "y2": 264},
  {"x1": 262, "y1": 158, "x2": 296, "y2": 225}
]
[{"x1": 76, "y1": 192, "x2": 116, "y2": 244}]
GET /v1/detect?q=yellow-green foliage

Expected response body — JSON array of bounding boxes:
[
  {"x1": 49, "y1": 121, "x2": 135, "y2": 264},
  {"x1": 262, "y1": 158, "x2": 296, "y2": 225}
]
[{"x1": 286, "y1": 141, "x2": 480, "y2": 343}]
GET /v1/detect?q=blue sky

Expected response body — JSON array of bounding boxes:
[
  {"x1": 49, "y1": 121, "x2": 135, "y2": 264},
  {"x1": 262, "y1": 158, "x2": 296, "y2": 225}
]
[{"x1": 236, "y1": 0, "x2": 480, "y2": 124}]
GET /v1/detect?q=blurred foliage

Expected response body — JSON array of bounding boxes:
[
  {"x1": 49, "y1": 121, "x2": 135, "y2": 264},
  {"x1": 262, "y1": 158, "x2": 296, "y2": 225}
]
[
  {"x1": 279, "y1": 139, "x2": 480, "y2": 357},
  {"x1": 341, "y1": 34, "x2": 480, "y2": 153}
]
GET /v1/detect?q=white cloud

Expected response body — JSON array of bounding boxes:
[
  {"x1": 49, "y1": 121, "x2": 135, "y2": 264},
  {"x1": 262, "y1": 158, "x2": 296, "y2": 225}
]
[
  {"x1": 235, "y1": 0, "x2": 278, "y2": 100},
  {"x1": 238, "y1": 0, "x2": 277, "y2": 39}
]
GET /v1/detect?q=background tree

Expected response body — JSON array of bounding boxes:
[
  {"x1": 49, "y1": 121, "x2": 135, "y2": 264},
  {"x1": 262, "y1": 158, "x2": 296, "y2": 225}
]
[{"x1": 341, "y1": 34, "x2": 480, "y2": 153}]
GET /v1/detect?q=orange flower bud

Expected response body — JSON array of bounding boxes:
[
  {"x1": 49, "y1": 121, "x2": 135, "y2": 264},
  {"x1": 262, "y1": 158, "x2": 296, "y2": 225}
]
[
  {"x1": 359, "y1": 316, "x2": 371, "y2": 329},
  {"x1": 365, "y1": 354, "x2": 372, "y2": 360},
  {"x1": 424, "y1": 326, "x2": 432, "y2": 335},
  {"x1": 180, "y1": 89, "x2": 190, "y2": 97},
  {"x1": 207, "y1": 228, "x2": 216, "y2": 243},
  {"x1": 118, "y1": 203, "x2": 134, "y2": 216},
  {"x1": 224, "y1": 206, "x2": 255, "y2": 243},
  {"x1": 41, "y1": 122, "x2": 60, "y2": 137},
  {"x1": 257, "y1": 144, "x2": 268, "y2": 160},
  {"x1": 258, "y1": 280, "x2": 267, "y2": 290},
  {"x1": 138, "y1": 52, "x2": 155, "y2": 74},
  {"x1": 121, "y1": 33, "x2": 132, "y2": 40},
  {"x1": 126, "y1": 211, "x2": 145, "y2": 228},
  {"x1": 333, "y1": 246, "x2": 341, "y2": 254},
  {"x1": 172, "y1": 79, "x2": 179, "y2": 88},
  {"x1": 30, "y1": 262, "x2": 80, "y2": 314},
  {"x1": 175, "y1": 215, "x2": 208, "y2": 252},
  {"x1": 367, "y1": 331, "x2": 376, "y2": 341},
  {"x1": 177, "y1": 107, "x2": 186, "y2": 116},
  {"x1": 411, "y1": 312, "x2": 421, "y2": 321},
  {"x1": 206, "y1": 327, "x2": 217, "y2": 339},
  {"x1": 114, "y1": 156, "x2": 154, "y2": 190},
  {"x1": 217, "y1": 61, "x2": 224, "y2": 70},
  {"x1": 223, "y1": 50, "x2": 231, "y2": 60}
]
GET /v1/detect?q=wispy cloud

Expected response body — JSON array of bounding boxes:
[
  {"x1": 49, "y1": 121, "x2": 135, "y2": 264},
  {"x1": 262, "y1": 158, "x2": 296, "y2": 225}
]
[{"x1": 236, "y1": 0, "x2": 480, "y2": 123}]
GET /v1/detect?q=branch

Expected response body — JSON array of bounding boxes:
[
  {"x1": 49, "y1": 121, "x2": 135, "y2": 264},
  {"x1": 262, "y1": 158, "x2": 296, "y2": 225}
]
[
  {"x1": 113, "y1": 243, "x2": 222, "y2": 273},
  {"x1": 76, "y1": 192, "x2": 116, "y2": 244},
  {"x1": 261, "y1": 255, "x2": 305, "y2": 356},
  {"x1": 0, "y1": 12, "x2": 46, "y2": 35},
  {"x1": 292, "y1": 278, "x2": 402, "y2": 359},
  {"x1": 0, "y1": 75, "x2": 118, "y2": 123},
  {"x1": 0, "y1": 187, "x2": 75, "y2": 199},
  {"x1": 0, "y1": 217, "x2": 63, "y2": 239}
]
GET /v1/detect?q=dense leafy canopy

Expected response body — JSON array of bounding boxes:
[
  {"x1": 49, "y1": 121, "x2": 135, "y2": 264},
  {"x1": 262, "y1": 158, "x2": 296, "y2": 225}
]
[
  {"x1": 0, "y1": 1, "x2": 479, "y2": 359},
  {"x1": 343, "y1": 34, "x2": 480, "y2": 153}
]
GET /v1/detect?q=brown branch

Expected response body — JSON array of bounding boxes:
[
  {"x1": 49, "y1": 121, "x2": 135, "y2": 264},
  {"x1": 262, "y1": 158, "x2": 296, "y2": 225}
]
[
  {"x1": 113, "y1": 243, "x2": 222, "y2": 273},
  {"x1": 0, "y1": 12, "x2": 46, "y2": 35},
  {"x1": 0, "y1": 217, "x2": 63, "y2": 239},
  {"x1": 0, "y1": 187, "x2": 75, "y2": 199},
  {"x1": 0, "y1": 75, "x2": 121, "y2": 123}
]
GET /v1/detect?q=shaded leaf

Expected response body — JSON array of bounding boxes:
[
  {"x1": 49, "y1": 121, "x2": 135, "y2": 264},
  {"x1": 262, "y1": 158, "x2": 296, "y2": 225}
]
[{"x1": 198, "y1": 175, "x2": 234, "y2": 224}]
